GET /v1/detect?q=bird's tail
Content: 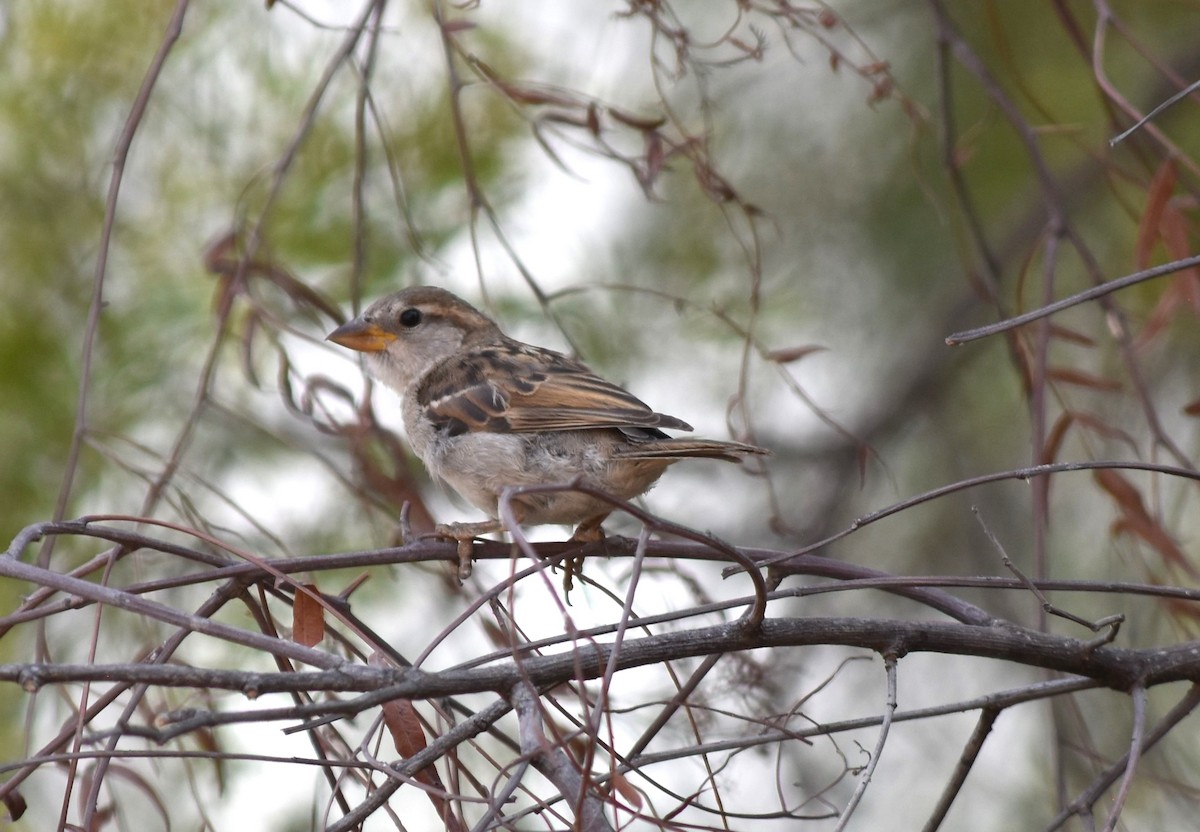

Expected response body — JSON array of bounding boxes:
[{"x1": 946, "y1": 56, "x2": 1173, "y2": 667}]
[{"x1": 615, "y1": 438, "x2": 768, "y2": 464}]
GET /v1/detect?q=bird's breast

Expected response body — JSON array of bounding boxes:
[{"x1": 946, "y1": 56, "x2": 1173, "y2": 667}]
[{"x1": 402, "y1": 404, "x2": 673, "y2": 523}]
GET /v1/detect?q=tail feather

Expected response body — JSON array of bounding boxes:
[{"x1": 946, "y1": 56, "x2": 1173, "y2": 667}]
[{"x1": 615, "y1": 438, "x2": 768, "y2": 463}]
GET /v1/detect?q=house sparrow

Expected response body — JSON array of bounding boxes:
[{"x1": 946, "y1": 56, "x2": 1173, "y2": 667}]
[{"x1": 327, "y1": 286, "x2": 766, "y2": 563}]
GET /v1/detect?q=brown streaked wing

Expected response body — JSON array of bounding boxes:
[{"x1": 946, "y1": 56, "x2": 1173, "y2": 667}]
[{"x1": 417, "y1": 342, "x2": 693, "y2": 434}]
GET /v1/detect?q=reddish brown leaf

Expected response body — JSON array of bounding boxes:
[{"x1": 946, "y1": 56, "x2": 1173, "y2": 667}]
[
  {"x1": 378, "y1": 695, "x2": 465, "y2": 832},
  {"x1": 1161, "y1": 204, "x2": 1199, "y2": 279},
  {"x1": 1095, "y1": 468, "x2": 1144, "y2": 516},
  {"x1": 1136, "y1": 201, "x2": 1200, "y2": 347},
  {"x1": 1072, "y1": 412, "x2": 1139, "y2": 453},
  {"x1": 481, "y1": 618, "x2": 508, "y2": 648},
  {"x1": 1137, "y1": 277, "x2": 1188, "y2": 348},
  {"x1": 1185, "y1": 270, "x2": 1200, "y2": 316},
  {"x1": 644, "y1": 131, "x2": 665, "y2": 185},
  {"x1": 2, "y1": 791, "x2": 26, "y2": 821},
  {"x1": 382, "y1": 698, "x2": 428, "y2": 759},
  {"x1": 609, "y1": 108, "x2": 666, "y2": 131},
  {"x1": 1160, "y1": 201, "x2": 1192, "y2": 261},
  {"x1": 1046, "y1": 323, "x2": 1096, "y2": 347},
  {"x1": 1184, "y1": 397, "x2": 1200, "y2": 416},
  {"x1": 1045, "y1": 367, "x2": 1121, "y2": 392},
  {"x1": 254, "y1": 260, "x2": 343, "y2": 322},
  {"x1": 767, "y1": 344, "x2": 827, "y2": 364},
  {"x1": 239, "y1": 309, "x2": 263, "y2": 388},
  {"x1": 202, "y1": 230, "x2": 239, "y2": 277},
  {"x1": 1042, "y1": 410, "x2": 1140, "y2": 470},
  {"x1": 1161, "y1": 203, "x2": 1200, "y2": 316},
  {"x1": 869, "y1": 76, "x2": 894, "y2": 103},
  {"x1": 565, "y1": 733, "x2": 590, "y2": 765},
  {"x1": 1162, "y1": 594, "x2": 1200, "y2": 622},
  {"x1": 1094, "y1": 470, "x2": 1197, "y2": 576},
  {"x1": 196, "y1": 725, "x2": 228, "y2": 792},
  {"x1": 611, "y1": 769, "x2": 644, "y2": 809},
  {"x1": 1135, "y1": 157, "x2": 1177, "y2": 270},
  {"x1": 292, "y1": 583, "x2": 325, "y2": 647},
  {"x1": 1040, "y1": 412, "x2": 1074, "y2": 466},
  {"x1": 728, "y1": 37, "x2": 761, "y2": 59},
  {"x1": 506, "y1": 85, "x2": 579, "y2": 109},
  {"x1": 539, "y1": 111, "x2": 590, "y2": 129}
]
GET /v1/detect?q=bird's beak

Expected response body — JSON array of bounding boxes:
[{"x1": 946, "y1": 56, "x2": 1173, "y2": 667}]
[{"x1": 326, "y1": 318, "x2": 396, "y2": 352}]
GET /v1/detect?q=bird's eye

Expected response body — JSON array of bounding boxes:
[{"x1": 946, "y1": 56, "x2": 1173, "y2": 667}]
[{"x1": 399, "y1": 308, "x2": 422, "y2": 328}]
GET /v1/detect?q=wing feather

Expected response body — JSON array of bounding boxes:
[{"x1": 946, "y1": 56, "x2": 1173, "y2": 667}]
[{"x1": 417, "y1": 341, "x2": 693, "y2": 434}]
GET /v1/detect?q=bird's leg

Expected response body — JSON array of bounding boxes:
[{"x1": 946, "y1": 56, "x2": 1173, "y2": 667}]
[
  {"x1": 570, "y1": 513, "x2": 609, "y2": 544},
  {"x1": 562, "y1": 513, "x2": 610, "y2": 594},
  {"x1": 433, "y1": 519, "x2": 502, "y2": 581}
]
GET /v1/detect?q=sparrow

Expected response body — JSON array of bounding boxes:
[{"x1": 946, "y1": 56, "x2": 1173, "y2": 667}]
[{"x1": 327, "y1": 286, "x2": 767, "y2": 564}]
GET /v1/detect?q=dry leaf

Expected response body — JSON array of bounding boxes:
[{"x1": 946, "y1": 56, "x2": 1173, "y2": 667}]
[
  {"x1": 292, "y1": 583, "x2": 325, "y2": 647},
  {"x1": 767, "y1": 344, "x2": 827, "y2": 364},
  {"x1": 1046, "y1": 367, "x2": 1121, "y2": 392},
  {"x1": 1094, "y1": 470, "x2": 1197, "y2": 576},
  {"x1": 379, "y1": 697, "x2": 465, "y2": 832},
  {"x1": 1046, "y1": 323, "x2": 1096, "y2": 347},
  {"x1": 611, "y1": 770, "x2": 644, "y2": 809},
  {"x1": 1160, "y1": 203, "x2": 1197, "y2": 283},
  {"x1": 1137, "y1": 276, "x2": 1189, "y2": 347},
  {"x1": 609, "y1": 108, "x2": 666, "y2": 131},
  {"x1": 1040, "y1": 411, "x2": 1074, "y2": 466},
  {"x1": 2, "y1": 791, "x2": 26, "y2": 821},
  {"x1": 1135, "y1": 157, "x2": 1177, "y2": 270},
  {"x1": 382, "y1": 699, "x2": 428, "y2": 759}
]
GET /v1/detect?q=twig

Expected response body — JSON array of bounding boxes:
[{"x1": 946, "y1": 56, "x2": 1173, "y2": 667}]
[
  {"x1": 833, "y1": 654, "x2": 898, "y2": 831},
  {"x1": 626, "y1": 677, "x2": 1095, "y2": 772},
  {"x1": 1043, "y1": 683, "x2": 1200, "y2": 831},
  {"x1": 510, "y1": 681, "x2": 615, "y2": 832},
  {"x1": 0, "y1": 555, "x2": 348, "y2": 671},
  {"x1": 0, "y1": 578, "x2": 248, "y2": 806},
  {"x1": 946, "y1": 253, "x2": 1200, "y2": 345},
  {"x1": 43, "y1": 0, "x2": 192, "y2": 562},
  {"x1": 1109, "y1": 78, "x2": 1200, "y2": 146},
  {"x1": 327, "y1": 696, "x2": 513, "y2": 832},
  {"x1": 972, "y1": 507, "x2": 1123, "y2": 646},
  {"x1": 753, "y1": 460, "x2": 1200, "y2": 570},
  {"x1": 1100, "y1": 684, "x2": 1146, "y2": 832},
  {"x1": 921, "y1": 707, "x2": 1000, "y2": 832}
]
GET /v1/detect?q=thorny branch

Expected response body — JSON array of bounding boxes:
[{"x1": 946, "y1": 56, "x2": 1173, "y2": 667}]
[{"x1": 6, "y1": 501, "x2": 1200, "y2": 828}]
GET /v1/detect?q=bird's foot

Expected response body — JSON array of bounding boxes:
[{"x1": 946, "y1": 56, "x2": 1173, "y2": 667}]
[
  {"x1": 562, "y1": 514, "x2": 610, "y2": 595},
  {"x1": 569, "y1": 515, "x2": 608, "y2": 545},
  {"x1": 432, "y1": 520, "x2": 502, "y2": 581}
]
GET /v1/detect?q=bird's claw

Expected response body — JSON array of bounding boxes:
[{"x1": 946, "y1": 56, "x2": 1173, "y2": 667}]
[
  {"x1": 432, "y1": 521, "x2": 502, "y2": 582},
  {"x1": 561, "y1": 514, "x2": 610, "y2": 595}
]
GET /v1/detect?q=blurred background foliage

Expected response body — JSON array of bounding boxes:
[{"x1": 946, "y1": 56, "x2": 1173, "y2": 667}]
[{"x1": 3, "y1": 0, "x2": 1200, "y2": 829}]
